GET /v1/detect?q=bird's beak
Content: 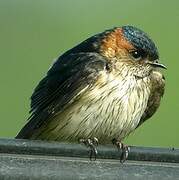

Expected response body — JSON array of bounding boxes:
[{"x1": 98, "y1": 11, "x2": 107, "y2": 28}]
[{"x1": 147, "y1": 61, "x2": 167, "y2": 69}]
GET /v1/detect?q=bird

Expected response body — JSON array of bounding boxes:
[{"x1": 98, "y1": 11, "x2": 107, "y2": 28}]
[{"x1": 16, "y1": 25, "x2": 166, "y2": 162}]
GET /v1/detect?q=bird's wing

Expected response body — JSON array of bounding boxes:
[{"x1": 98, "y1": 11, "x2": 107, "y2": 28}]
[
  {"x1": 16, "y1": 52, "x2": 108, "y2": 138},
  {"x1": 137, "y1": 72, "x2": 165, "y2": 127}
]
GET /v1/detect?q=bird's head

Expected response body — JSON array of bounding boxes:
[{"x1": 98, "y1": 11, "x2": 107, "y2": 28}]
[{"x1": 98, "y1": 26, "x2": 166, "y2": 78}]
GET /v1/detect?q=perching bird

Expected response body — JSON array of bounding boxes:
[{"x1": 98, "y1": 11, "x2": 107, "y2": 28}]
[{"x1": 16, "y1": 25, "x2": 166, "y2": 162}]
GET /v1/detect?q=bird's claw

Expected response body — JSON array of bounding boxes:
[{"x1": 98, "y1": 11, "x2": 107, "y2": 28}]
[
  {"x1": 120, "y1": 145, "x2": 130, "y2": 163},
  {"x1": 112, "y1": 139, "x2": 130, "y2": 163},
  {"x1": 79, "y1": 137, "x2": 98, "y2": 160}
]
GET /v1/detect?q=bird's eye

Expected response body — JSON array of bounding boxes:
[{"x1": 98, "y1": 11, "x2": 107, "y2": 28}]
[{"x1": 130, "y1": 50, "x2": 146, "y2": 60}]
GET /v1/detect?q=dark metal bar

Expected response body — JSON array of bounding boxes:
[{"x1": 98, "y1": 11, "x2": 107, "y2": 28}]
[
  {"x1": 0, "y1": 138, "x2": 178, "y2": 163},
  {"x1": 0, "y1": 138, "x2": 179, "y2": 180}
]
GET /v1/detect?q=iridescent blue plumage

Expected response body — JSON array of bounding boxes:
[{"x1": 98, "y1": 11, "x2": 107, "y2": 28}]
[{"x1": 122, "y1": 26, "x2": 159, "y2": 60}]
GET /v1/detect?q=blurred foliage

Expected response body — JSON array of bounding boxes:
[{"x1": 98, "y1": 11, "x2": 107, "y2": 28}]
[{"x1": 0, "y1": 0, "x2": 178, "y2": 147}]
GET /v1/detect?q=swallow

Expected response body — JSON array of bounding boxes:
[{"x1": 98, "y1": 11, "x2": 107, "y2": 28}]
[{"x1": 16, "y1": 25, "x2": 166, "y2": 162}]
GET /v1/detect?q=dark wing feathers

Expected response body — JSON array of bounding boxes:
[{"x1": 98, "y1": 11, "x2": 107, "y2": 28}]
[
  {"x1": 137, "y1": 73, "x2": 165, "y2": 128},
  {"x1": 16, "y1": 52, "x2": 107, "y2": 138}
]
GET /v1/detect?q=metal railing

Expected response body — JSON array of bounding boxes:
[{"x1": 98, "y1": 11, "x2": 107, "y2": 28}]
[{"x1": 0, "y1": 138, "x2": 179, "y2": 179}]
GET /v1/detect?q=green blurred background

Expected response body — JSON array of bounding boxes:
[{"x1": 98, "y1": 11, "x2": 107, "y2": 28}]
[{"x1": 0, "y1": 0, "x2": 178, "y2": 147}]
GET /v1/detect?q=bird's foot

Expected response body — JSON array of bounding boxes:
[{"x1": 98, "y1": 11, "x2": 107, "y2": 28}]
[
  {"x1": 112, "y1": 139, "x2": 130, "y2": 163},
  {"x1": 79, "y1": 137, "x2": 98, "y2": 160}
]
